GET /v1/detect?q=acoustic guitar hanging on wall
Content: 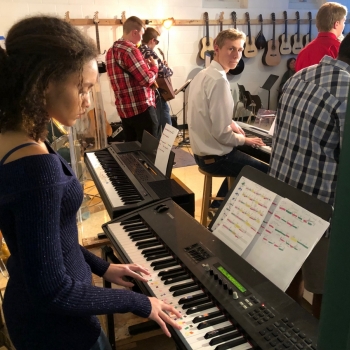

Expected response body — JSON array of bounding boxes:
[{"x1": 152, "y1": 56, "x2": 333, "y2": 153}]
[
  {"x1": 279, "y1": 11, "x2": 292, "y2": 55},
  {"x1": 199, "y1": 12, "x2": 214, "y2": 60},
  {"x1": 243, "y1": 12, "x2": 258, "y2": 58},
  {"x1": 292, "y1": 11, "x2": 303, "y2": 54},
  {"x1": 262, "y1": 13, "x2": 281, "y2": 67},
  {"x1": 93, "y1": 11, "x2": 107, "y2": 74},
  {"x1": 255, "y1": 14, "x2": 267, "y2": 50},
  {"x1": 228, "y1": 11, "x2": 245, "y2": 75},
  {"x1": 303, "y1": 12, "x2": 312, "y2": 46}
]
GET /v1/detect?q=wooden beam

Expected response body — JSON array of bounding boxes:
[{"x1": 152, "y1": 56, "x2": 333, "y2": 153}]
[{"x1": 66, "y1": 18, "x2": 350, "y2": 27}]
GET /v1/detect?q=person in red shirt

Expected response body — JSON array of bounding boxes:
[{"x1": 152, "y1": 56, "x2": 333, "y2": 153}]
[
  {"x1": 106, "y1": 16, "x2": 159, "y2": 142},
  {"x1": 295, "y1": 2, "x2": 347, "y2": 72}
]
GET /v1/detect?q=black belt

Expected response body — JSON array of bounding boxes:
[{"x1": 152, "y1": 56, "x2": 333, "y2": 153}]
[{"x1": 194, "y1": 154, "x2": 226, "y2": 164}]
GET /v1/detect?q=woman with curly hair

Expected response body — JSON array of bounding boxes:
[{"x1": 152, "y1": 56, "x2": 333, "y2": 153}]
[{"x1": 0, "y1": 16, "x2": 180, "y2": 350}]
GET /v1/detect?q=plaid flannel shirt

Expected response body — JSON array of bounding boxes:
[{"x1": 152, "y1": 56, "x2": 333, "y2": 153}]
[
  {"x1": 269, "y1": 56, "x2": 350, "y2": 208},
  {"x1": 106, "y1": 39, "x2": 158, "y2": 118},
  {"x1": 139, "y1": 45, "x2": 173, "y2": 78}
]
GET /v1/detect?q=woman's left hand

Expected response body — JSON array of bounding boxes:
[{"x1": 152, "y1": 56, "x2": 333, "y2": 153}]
[{"x1": 103, "y1": 263, "x2": 150, "y2": 287}]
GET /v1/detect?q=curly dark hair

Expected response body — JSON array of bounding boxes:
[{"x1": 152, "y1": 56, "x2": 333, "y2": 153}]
[{"x1": 0, "y1": 16, "x2": 98, "y2": 140}]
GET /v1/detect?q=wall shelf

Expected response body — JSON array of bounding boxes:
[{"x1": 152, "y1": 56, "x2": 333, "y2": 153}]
[{"x1": 66, "y1": 17, "x2": 350, "y2": 27}]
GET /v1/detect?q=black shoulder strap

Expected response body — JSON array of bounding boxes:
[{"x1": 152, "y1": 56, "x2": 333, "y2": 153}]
[{"x1": 0, "y1": 142, "x2": 38, "y2": 165}]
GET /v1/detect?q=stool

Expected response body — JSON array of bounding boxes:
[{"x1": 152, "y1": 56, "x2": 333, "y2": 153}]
[{"x1": 198, "y1": 167, "x2": 235, "y2": 227}]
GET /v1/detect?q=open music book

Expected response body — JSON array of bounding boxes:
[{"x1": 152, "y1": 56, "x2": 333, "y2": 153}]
[{"x1": 210, "y1": 174, "x2": 330, "y2": 291}]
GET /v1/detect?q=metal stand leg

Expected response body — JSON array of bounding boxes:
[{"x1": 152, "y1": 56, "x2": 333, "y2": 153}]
[{"x1": 101, "y1": 246, "x2": 121, "y2": 350}]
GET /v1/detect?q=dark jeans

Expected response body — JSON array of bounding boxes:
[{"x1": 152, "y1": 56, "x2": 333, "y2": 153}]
[
  {"x1": 90, "y1": 330, "x2": 112, "y2": 350},
  {"x1": 194, "y1": 148, "x2": 269, "y2": 207},
  {"x1": 156, "y1": 96, "x2": 172, "y2": 138},
  {"x1": 121, "y1": 106, "x2": 158, "y2": 143}
]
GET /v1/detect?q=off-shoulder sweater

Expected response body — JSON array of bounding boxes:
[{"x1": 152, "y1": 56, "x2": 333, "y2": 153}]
[{"x1": 0, "y1": 144, "x2": 151, "y2": 349}]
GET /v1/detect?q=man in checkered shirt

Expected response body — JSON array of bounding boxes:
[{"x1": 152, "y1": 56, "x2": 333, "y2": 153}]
[
  {"x1": 106, "y1": 16, "x2": 159, "y2": 142},
  {"x1": 269, "y1": 33, "x2": 350, "y2": 319}
]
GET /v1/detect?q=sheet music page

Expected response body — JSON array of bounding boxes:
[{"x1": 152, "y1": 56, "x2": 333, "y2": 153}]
[
  {"x1": 268, "y1": 118, "x2": 276, "y2": 136},
  {"x1": 245, "y1": 198, "x2": 330, "y2": 291},
  {"x1": 155, "y1": 124, "x2": 179, "y2": 175},
  {"x1": 212, "y1": 177, "x2": 278, "y2": 255}
]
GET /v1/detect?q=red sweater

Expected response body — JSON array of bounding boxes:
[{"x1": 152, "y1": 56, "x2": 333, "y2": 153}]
[{"x1": 295, "y1": 32, "x2": 340, "y2": 72}]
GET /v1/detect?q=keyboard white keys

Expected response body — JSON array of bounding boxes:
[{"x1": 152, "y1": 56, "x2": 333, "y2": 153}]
[
  {"x1": 107, "y1": 220, "x2": 252, "y2": 350},
  {"x1": 85, "y1": 152, "x2": 124, "y2": 207}
]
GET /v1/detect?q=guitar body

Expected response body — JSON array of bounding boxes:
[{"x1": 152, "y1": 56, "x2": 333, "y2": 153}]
[
  {"x1": 279, "y1": 34, "x2": 292, "y2": 55},
  {"x1": 303, "y1": 33, "x2": 311, "y2": 47},
  {"x1": 262, "y1": 40, "x2": 281, "y2": 66},
  {"x1": 291, "y1": 34, "x2": 303, "y2": 54},
  {"x1": 228, "y1": 59, "x2": 245, "y2": 75},
  {"x1": 199, "y1": 37, "x2": 214, "y2": 60},
  {"x1": 244, "y1": 37, "x2": 258, "y2": 58},
  {"x1": 255, "y1": 32, "x2": 267, "y2": 50}
]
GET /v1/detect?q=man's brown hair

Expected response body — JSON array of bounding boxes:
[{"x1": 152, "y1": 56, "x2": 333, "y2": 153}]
[
  {"x1": 123, "y1": 16, "x2": 144, "y2": 35},
  {"x1": 316, "y1": 2, "x2": 347, "y2": 32},
  {"x1": 214, "y1": 28, "x2": 246, "y2": 49},
  {"x1": 142, "y1": 27, "x2": 160, "y2": 44}
]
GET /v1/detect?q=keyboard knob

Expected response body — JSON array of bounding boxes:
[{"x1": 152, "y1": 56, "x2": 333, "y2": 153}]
[
  {"x1": 218, "y1": 279, "x2": 223, "y2": 285},
  {"x1": 214, "y1": 274, "x2": 218, "y2": 280},
  {"x1": 232, "y1": 291, "x2": 239, "y2": 300},
  {"x1": 223, "y1": 283, "x2": 228, "y2": 290},
  {"x1": 209, "y1": 269, "x2": 214, "y2": 275},
  {"x1": 228, "y1": 288, "x2": 233, "y2": 295}
]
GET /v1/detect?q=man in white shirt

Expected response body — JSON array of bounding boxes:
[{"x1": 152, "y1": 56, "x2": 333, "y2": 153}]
[{"x1": 188, "y1": 28, "x2": 268, "y2": 206}]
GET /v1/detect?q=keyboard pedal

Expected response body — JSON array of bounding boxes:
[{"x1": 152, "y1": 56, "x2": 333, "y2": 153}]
[{"x1": 128, "y1": 320, "x2": 160, "y2": 335}]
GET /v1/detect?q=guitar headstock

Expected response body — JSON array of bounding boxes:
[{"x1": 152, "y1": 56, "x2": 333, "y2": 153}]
[
  {"x1": 203, "y1": 12, "x2": 209, "y2": 23},
  {"x1": 231, "y1": 11, "x2": 237, "y2": 28},
  {"x1": 271, "y1": 13, "x2": 276, "y2": 23},
  {"x1": 308, "y1": 11, "x2": 312, "y2": 21},
  {"x1": 283, "y1": 11, "x2": 287, "y2": 21},
  {"x1": 245, "y1": 12, "x2": 250, "y2": 23},
  {"x1": 219, "y1": 11, "x2": 224, "y2": 23},
  {"x1": 296, "y1": 11, "x2": 300, "y2": 21},
  {"x1": 259, "y1": 14, "x2": 263, "y2": 23},
  {"x1": 93, "y1": 11, "x2": 99, "y2": 25},
  {"x1": 121, "y1": 11, "x2": 126, "y2": 24},
  {"x1": 64, "y1": 11, "x2": 70, "y2": 23}
]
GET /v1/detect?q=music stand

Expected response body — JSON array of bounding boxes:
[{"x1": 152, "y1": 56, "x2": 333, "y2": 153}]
[
  {"x1": 175, "y1": 79, "x2": 192, "y2": 147},
  {"x1": 260, "y1": 74, "x2": 279, "y2": 110}
]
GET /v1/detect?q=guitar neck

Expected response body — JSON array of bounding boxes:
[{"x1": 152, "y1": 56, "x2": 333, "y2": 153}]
[
  {"x1": 297, "y1": 20, "x2": 300, "y2": 42},
  {"x1": 206, "y1": 20, "x2": 210, "y2": 45},
  {"x1": 95, "y1": 23, "x2": 101, "y2": 53},
  {"x1": 309, "y1": 21, "x2": 312, "y2": 37},
  {"x1": 284, "y1": 20, "x2": 288, "y2": 42},
  {"x1": 158, "y1": 48, "x2": 165, "y2": 61},
  {"x1": 247, "y1": 21, "x2": 252, "y2": 45},
  {"x1": 272, "y1": 22, "x2": 276, "y2": 49}
]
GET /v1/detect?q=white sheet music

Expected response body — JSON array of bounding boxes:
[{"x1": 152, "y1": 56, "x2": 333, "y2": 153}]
[
  {"x1": 212, "y1": 176, "x2": 330, "y2": 291},
  {"x1": 245, "y1": 198, "x2": 329, "y2": 291},
  {"x1": 155, "y1": 124, "x2": 179, "y2": 175},
  {"x1": 212, "y1": 177, "x2": 278, "y2": 255}
]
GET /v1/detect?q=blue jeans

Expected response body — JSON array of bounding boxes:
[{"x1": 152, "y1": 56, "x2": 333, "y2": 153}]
[
  {"x1": 156, "y1": 96, "x2": 172, "y2": 138},
  {"x1": 194, "y1": 148, "x2": 269, "y2": 208},
  {"x1": 90, "y1": 330, "x2": 112, "y2": 350}
]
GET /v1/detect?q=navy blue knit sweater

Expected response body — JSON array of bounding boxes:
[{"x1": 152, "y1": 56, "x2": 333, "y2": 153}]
[{"x1": 0, "y1": 145, "x2": 151, "y2": 349}]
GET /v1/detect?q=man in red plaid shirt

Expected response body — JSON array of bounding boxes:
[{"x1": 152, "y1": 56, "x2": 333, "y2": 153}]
[{"x1": 106, "y1": 16, "x2": 159, "y2": 142}]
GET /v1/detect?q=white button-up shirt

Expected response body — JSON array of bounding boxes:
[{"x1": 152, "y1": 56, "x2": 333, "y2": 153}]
[{"x1": 187, "y1": 60, "x2": 245, "y2": 156}]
